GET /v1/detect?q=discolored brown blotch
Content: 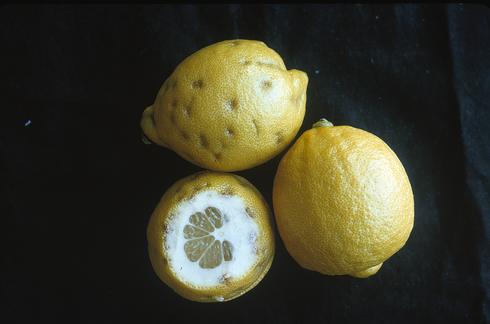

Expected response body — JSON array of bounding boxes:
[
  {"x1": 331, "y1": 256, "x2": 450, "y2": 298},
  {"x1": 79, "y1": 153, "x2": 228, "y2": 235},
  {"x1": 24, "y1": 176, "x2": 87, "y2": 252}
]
[
  {"x1": 225, "y1": 99, "x2": 238, "y2": 112},
  {"x1": 192, "y1": 80, "x2": 203, "y2": 89},
  {"x1": 221, "y1": 187, "x2": 234, "y2": 196},
  {"x1": 180, "y1": 130, "x2": 190, "y2": 140},
  {"x1": 162, "y1": 223, "x2": 169, "y2": 234},
  {"x1": 251, "y1": 119, "x2": 259, "y2": 135},
  {"x1": 199, "y1": 134, "x2": 209, "y2": 148},
  {"x1": 261, "y1": 80, "x2": 273, "y2": 90},
  {"x1": 275, "y1": 132, "x2": 284, "y2": 144},
  {"x1": 245, "y1": 207, "x2": 255, "y2": 218},
  {"x1": 195, "y1": 182, "x2": 210, "y2": 191},
  {"x1": 171, "y1": 99, "x2": 178, "y2": 108},
  {"x1": 184, "y1": 104, "x2": 192, "y2": 117},
  {"x1": 225, "y1": 127, "x2": 234, "y2": 137},
  {"x1": 213, "y1": 152, "x2": 222, "y2": 161}
]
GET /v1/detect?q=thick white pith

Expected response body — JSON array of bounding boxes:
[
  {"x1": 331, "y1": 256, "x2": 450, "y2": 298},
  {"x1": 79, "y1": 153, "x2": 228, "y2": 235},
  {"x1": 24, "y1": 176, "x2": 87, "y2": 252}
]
[{"x1": 165, "y1": 190, "x2": 260, "y2": 288}]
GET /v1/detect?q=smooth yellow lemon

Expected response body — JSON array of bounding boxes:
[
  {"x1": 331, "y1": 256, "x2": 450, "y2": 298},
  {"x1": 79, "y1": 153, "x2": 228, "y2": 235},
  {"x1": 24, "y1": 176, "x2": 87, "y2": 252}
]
[
  {"x1": 141, "y1": 39, "x2": 308, "y2": 171},
  {"x1": 273, "y1": 119, "x2": 414, "y2": 278},
  {"x1": 147, "y1": 171, "x2": 275, "y2": 302}
]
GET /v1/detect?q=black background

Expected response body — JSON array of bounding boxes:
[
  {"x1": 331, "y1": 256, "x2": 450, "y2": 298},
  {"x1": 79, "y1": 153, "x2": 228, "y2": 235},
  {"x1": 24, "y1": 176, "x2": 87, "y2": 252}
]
[{"x1": 1, "y1": 4, "x2": 489, "y2": 324}]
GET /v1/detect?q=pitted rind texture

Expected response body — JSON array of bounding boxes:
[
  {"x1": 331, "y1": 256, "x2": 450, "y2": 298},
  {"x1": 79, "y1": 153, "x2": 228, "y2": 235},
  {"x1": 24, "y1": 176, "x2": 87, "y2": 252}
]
[{"x1": 141, "y1": 39, "x2": 308, "y2": 171}]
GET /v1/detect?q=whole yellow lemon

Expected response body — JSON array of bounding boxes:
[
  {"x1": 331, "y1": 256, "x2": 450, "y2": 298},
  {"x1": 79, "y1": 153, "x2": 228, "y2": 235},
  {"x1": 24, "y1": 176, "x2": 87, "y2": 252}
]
[
  {"x1": 141, "y1": 39, "x2": 308, "y2": 171},
  {"x1": 147, "y1": 171, "x2": 275, "y2": 302},
  {"x1": 273, "y1": 119, "x2": 414, "y2": 278}
]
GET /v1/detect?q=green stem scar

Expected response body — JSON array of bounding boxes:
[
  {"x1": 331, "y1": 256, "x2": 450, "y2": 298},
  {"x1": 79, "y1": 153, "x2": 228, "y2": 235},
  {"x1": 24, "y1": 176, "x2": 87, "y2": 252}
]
[{"x1": 312, "y1": 118, "x2": 334, "y2": 128}]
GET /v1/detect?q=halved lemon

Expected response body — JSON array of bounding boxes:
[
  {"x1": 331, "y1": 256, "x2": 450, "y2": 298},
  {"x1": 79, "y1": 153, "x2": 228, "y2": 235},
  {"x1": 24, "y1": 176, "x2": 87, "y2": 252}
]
[{"x1": 147, "y1": 171, "x2": 275, "y2": 302}]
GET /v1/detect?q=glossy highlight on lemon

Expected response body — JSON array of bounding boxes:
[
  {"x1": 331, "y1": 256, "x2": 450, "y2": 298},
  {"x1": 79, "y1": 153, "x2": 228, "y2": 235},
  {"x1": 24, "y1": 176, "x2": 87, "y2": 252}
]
[
  {"x1": 273, "y1": 119, "x2": 414, "y2": 278},
  {"x1": 147, "y1": 171, "x2": 275, "y2": 302},
  {"x1": 141, "y1": 39, "x2": 308, "y2": 171}
]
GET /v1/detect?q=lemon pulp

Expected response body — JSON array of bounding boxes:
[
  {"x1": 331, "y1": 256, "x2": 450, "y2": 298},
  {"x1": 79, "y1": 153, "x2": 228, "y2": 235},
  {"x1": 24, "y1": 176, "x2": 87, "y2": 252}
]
[{"x1": 164, "y1": 190, "x2": 259, "y2": 288}]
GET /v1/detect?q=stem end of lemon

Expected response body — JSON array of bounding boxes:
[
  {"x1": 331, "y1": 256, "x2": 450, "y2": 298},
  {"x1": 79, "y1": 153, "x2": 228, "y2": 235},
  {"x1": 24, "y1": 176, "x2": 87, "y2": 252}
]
[{"x1": 312, "y1": 118, "x2": 334, "y2": 128}]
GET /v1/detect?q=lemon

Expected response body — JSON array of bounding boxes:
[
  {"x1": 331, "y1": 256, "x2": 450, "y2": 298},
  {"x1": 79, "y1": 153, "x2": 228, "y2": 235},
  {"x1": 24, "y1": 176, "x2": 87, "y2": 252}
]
[
  {"x1": 141, "y1": 39, "x2": 308, "y2": 171},
  {"x1": 147, "y1": 171, "x2": 275, "y2": 302},
  {"x1": 273, "y1": 119, "x2": 414, "y2": 278}
]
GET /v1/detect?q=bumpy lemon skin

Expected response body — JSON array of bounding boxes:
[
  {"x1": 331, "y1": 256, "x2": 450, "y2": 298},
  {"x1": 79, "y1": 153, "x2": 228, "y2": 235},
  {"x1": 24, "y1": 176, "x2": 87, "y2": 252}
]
[
  {"x1": 273, "y1": 124, "x2": 414, "y2": 278},
  {"x1": 141, "y1": 39, "x2": 308, "y2": 172},
  {"x1": 147, "y1": 171, "x2": 275, "y2": 302}
]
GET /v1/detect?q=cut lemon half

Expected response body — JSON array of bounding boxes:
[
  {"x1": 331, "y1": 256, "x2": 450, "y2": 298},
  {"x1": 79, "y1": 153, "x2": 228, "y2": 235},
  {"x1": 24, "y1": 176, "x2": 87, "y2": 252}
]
[{"x1": 147, "y1": 171, "x2": 275, "y2": 302}]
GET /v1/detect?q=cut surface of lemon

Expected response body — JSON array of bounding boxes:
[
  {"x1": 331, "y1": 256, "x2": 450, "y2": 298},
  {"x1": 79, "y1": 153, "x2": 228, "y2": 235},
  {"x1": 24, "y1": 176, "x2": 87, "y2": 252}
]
[{"x1": 147, "y1": 172, "x2": 274, "y2": 302}]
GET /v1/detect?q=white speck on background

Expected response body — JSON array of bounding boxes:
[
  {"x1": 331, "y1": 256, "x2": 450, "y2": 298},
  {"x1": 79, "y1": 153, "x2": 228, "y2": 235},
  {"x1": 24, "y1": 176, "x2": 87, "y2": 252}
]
[
  {"x1": 425, "y1": 69, "x2": 431, "y2": 74},
  {"x1": 24, "y1": 120, "x2": 32, "y2": 127},
  {"x1": 378, "y1": 96, "x2": 383, "y2": 101},
  {"x1": 370, "y1": 58, "x2": 374, "y2": 64},
  {"x1": 375, "y1": 15, "x2": 380, "y2": 20},
  {"x1": 315, "y1": 70, "x2": 320, "y2": 75}
]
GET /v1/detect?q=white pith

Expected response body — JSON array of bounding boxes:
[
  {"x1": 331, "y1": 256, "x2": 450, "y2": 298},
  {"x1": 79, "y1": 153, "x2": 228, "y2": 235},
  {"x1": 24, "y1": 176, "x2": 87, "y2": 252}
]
[{"x1": 165, "y1": 190, "x2": 260, "y2": 288}]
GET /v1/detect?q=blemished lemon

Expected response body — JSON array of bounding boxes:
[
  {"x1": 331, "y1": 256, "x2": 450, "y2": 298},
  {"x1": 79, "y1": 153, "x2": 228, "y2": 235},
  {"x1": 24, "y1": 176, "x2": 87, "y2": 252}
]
[
  {"x1": 141, "y1": 39, "x2": 308, "y2": 171},
  {"x1": 147, "y1": 171, "x2": 275, "y2": 302},
  {"x1": 273, "y1": 119, "x2": 414, "y2": 278}
]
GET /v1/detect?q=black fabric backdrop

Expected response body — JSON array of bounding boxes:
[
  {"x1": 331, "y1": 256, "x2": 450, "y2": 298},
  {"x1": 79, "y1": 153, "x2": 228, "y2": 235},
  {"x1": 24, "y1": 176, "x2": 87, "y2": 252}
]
[{"x1": 1, "y1": 4, "x2": 489, "y2": 324}]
